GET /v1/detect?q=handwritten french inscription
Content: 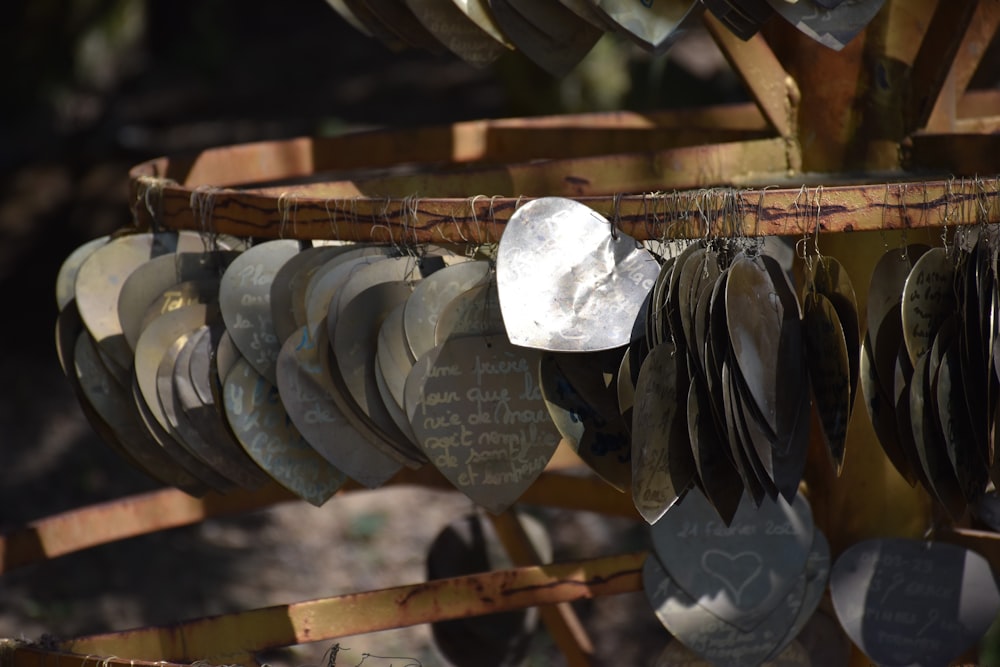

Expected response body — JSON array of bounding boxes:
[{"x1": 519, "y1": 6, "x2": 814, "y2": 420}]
[
  {"x1": 901, "y1": 248, "x2": 955, "y2": 365},
  {"x1": 219, "y1": 241, "x2": 299, "y2": 384},
  {"x1": 223, "y1": 357, "x2": 345, "y2": 506},
  {"x1": 831, "y1": 538, "x2": 1000, "y2": 667},
  {"x1": 409, "y1": 336, "x2": 560, "y2": 513}
]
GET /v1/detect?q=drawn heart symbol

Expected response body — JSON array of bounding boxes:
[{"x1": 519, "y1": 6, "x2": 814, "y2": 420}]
[
  {"x1": 651, "y1": 489, "x2": 814, "y2": 631},
  {"x1": 701, "y1": 549, "x2": 763, "y2": 606}
]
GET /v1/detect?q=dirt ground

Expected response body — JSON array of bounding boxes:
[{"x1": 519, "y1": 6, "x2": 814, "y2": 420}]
[{"x1": 0, "y1": 3, "x2": 710, "y2": 665}]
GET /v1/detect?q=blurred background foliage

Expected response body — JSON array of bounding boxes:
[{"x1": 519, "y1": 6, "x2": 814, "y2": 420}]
[{"x1": 0, "y1": 0, "x2": 744, "y2": 169}]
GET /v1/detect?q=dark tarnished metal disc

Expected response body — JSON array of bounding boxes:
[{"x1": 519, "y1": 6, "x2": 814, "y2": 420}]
[
  {"x1": 830, "y1": 538, "x2": 1000, "y2": 667},
  {"x1": 860, "y1": 332, "x2": 917, "y2": 486},
  {"x1": 617, "y1": 350, "x2": 634, "y2": 432},
  {"x1": 687, "y1": 378, "x2": 743, "y2": 524},
  {"x1": 770, "y1": 370, "x2": 812, "y2": 503},
  {"x1": 726, "y1": 255, "x2": 804, "y2": 444},
  {"x1": 867, "y1": 245, "x2": 930, "y2": 388},
  {"x1": 487, "y1": 0, "x2": 601, "y2": 77},
  {"x1": 722, "y1": 358, "x2": 766, "y2": 506},
  {"x1": 803, "y1": 291, "x2": 851, "y2": 473},
  {"x1": 811, "y1": 255, "x2": 861, "y2": 412},
  {"x1": 691, "y1": 265, "x2": 719, "y2": 382},
  {"x1": 676, "y1": 247, "x2": 708, "y2": 370},
  {"x1": 937, "y1": 334, "x2": 989, "y2": 504},
  {"x1": 57, "y1": 301, "x2": 148, "y2": 472},
  {"x1": 667, "y1": 242, "x2": 704, "y2": 352},
  {"x1": 631, "y1": 341, "x2": 694, "y2": 523},
  {"x1": 74, "y1": 331, "x2": 207, "y2": 495},
  {"x1": 134, "y1": 369, "x2": 231, "y2": 491},
  {"x1": 913, "y1": 329, "x2": 967, "y2": 518},
  {"x1": 322, "y1": 322, "x2": 423, "y2": 468},
  {"x1": 539, "y1": 349, "x2": 631, "y2": 491},
  {"x1": 158, "y1": 329, "x2": 257, "y2": 489}
]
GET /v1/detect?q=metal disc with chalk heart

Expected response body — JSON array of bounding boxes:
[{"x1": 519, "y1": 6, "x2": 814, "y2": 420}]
[
  {"x1": 644, "y1": 552, "x2": 807, "y2": 667},
  {"x1": 644, "y1": 526, "x2": 828, "y2": 666},
  {"x1": 651, "y1": 489, "x2": 815, "y2": 632},
  {"x1": 830, "y1": 538, "x2": 1000, "y2": 667},
  {"x1": 497, "y1": 197, "x2": 659, "y2": 352}
]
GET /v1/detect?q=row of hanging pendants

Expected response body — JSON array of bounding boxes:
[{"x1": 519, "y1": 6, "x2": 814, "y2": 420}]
[
  {"x1": 58, "y1": 196, "x2": 1000, "y2": 525},
  {"x1": 324, "y1": 1, "x2": 885, "y2": 76},
  {"x1": 862, "y1": 230, "x2": 1000, "y2": 520}
]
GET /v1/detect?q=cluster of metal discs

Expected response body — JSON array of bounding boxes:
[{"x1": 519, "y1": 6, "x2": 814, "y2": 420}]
[
  {"x1": 54, "y1": 195, "x2": 865, "y2": 524},
  {"x1": 861, "y1": 231, "x2": 1000, "y2": 520},
  {"x1": 627, "y1": 236, "x2": 859, "y2": 525},
  {"x1": 326, "y1": 0, "x2": 886, "y2": 74},
  {"x1": 56, "y1": 230, "x2": 569, "y2": 511}
]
